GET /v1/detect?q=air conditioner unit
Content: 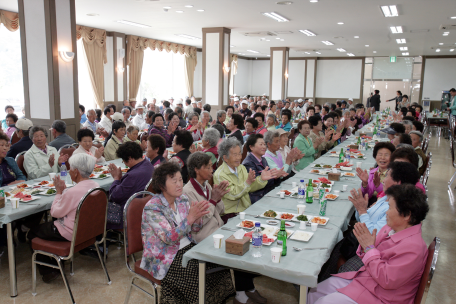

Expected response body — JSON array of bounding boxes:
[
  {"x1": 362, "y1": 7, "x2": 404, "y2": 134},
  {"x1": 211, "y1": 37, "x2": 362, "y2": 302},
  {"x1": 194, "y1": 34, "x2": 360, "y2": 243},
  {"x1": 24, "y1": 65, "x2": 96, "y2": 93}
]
[
  {"x1": 243, "y1": 31, "x2": 277, "y2": 37},
  {"x1": 439, "y1": 24, "x2": 456, "y2": 30}
]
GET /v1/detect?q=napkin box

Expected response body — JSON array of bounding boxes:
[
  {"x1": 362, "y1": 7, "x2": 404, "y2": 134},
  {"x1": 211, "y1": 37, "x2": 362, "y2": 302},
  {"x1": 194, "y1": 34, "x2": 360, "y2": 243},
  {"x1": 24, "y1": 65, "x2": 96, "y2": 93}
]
[
  {"x1": 359, "y1": 133, "x2": 366, "y2": 137},
  {"x1": 0, "y1": 197, "x2": 4, "y2": 209},
  {"x1": 225, "y1": 235, "x2": 250, "y2": 256},
  {"x1": 349, "y1": 145, "x2": 359, "y2": 150},
  {"x1": 328, "y1": 172, "x2": 341, "y2": 181}
]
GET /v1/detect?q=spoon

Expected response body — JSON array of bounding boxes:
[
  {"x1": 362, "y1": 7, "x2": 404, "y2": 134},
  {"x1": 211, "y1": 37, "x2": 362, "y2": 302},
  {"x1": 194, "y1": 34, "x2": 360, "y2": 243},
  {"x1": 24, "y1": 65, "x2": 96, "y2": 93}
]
[{"x1": 293, "y1": 247, "x2": 328, "y2": 251}]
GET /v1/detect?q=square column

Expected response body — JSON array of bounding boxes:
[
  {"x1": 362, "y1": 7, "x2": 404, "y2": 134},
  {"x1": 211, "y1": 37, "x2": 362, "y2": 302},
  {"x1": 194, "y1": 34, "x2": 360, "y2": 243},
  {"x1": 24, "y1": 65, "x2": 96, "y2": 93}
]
[
  {"x1": 269, "y1": 47, "x2": 289, "y2": 100},
  {"x1": 18, "y1": 0, "x2": 79, "y2": 139},
  {"x1": 202, "y1": 27, "x2": 231, "y2": 111},
  {"x1": 104, "y1": 32, "x2": 127, "y2": 110}
]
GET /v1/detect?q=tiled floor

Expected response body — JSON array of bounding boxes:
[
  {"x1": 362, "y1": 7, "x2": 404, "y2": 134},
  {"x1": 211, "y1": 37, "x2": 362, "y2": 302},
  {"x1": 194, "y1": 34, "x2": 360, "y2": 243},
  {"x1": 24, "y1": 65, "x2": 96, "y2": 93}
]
[{"x1": 0, "y1": 128, "x2": 454, "y2": 304}]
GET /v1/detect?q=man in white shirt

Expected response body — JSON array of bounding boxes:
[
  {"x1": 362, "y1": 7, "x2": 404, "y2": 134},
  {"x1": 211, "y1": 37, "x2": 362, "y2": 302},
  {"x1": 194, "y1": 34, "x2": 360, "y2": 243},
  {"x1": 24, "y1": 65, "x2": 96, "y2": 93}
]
[
  {"x1": 83, "y1": 109, "x2": 108, "y2": 137},
  {"x1": 99, "y1": 106, "x2": 114, "y2": 133},
  {"x1": 169, "y1": 97, "x2": 175, "y2": 110},
  {"x1": 184, "y1": 99, "x2": 194, "y2": 118},
  {"x1": 347, "y1": 98, "x2": 355, "y2": 109},
  {"x1": 132, "y1": 105, "x2": 148, "y2": 130}
]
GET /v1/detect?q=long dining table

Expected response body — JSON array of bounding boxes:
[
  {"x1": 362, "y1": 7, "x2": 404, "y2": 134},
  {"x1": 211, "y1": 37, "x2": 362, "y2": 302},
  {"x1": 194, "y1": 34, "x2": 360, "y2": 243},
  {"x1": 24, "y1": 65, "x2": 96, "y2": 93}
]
[{"x1": 183, "y1": 119, "x2": 386, "y2": 304}]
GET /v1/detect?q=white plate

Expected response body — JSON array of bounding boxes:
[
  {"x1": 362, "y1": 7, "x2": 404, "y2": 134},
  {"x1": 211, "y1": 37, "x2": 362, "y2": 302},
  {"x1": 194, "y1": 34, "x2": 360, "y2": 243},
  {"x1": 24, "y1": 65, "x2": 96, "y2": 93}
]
[
  {"x1": 36, "y1": 190, "x2": 57, "y2": 196},
  {"x1": 273, "y1": 228, "x2": 295, "y2": 239},
  {"x1": 341, "y1": 172, "x2": 356, "y2": 177},
  {"x1": 290, "y1": 231, "x2": 314, "y2": 242},
  {"x1": 309, "y1": 216, "x2": 330, "y2": 226},
  {"x1": 324, "y1": 194, "x2": 339, "y2": 201},
  {"x1": 275, "y1": 212, "x2": 297, "y2": 222},
  {"x1": 18, "y1": 195, "x2": 40, "y2": 202},
  {"x1": 284, "y1": 222, "x2": 295, "y2": 228},
  {"x1": 235, "y1": 220, "x2": 259, "y2": 230},
  {"x1": 260, "y1": 210, "x2": 280, "y2": 219},
  {"x1": 260, "y1": 225, "x2": 279, "y2": 236},
  {"x1": 275, "y1": 190, "x2": 295, "y2": 197},
  {"x1": 266, "y1": 220, "x2": 279, "y2": 226},
  {"x1": 312, "y1": 164, "x2": 333, "y2": 169},
  {"x1": 90, "y1": 174, "x2": 111, "y2": 180},
  {"x1": 340, "y1": 167, "x2": 353, "y2": 171}
]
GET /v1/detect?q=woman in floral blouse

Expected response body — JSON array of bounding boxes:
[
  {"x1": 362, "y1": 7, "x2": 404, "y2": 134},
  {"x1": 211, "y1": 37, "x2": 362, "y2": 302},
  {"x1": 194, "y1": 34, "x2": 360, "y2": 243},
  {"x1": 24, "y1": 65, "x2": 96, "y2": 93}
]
[{"x1": 140, "y1": 162, "x2": 235, "y2": 303}]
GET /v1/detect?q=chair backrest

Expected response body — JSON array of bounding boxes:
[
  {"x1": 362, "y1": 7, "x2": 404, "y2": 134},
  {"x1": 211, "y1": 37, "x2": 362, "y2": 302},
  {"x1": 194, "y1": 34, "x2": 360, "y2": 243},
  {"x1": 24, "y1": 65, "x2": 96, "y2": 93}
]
[
  {"x1": 422, "y1": 152, "x2": 432, "y2": 186},
  {"x1": 71, "y1": 143, "x2": 79, "y2": 149},
  {"x1": 217, "y1": 157, "x2": 223, "y2": 168},
  {"x1": 10, "y1": 131, "x2": 20, "y2": 145},
  {"x1": 59, "y1": 146, "x2": 76, "y2": 170},
  {"x1": 123, "y1": 191, "x2": 154, "y2": 256},
  {"x1": 288, "y1": 128, "x2": 296, "y2": 147},
  {"x1": 140, "y1": 132, "x2": 149, "y2": 143},
  {"x1": 70, "y1": 188, "x2": 108, "y2": 255},
  {"x1": 241, "y1": 144, "x2": 248, "y2": 163},
  {"x1": 15, "y1": 151, "x2": 27, "y2": 179},
  {"x1": 414, "y1": 237, "x2": 440, "y2": 304},
  {"x1": 144, "y1": 178, "x2": 156, "y2": 194}
]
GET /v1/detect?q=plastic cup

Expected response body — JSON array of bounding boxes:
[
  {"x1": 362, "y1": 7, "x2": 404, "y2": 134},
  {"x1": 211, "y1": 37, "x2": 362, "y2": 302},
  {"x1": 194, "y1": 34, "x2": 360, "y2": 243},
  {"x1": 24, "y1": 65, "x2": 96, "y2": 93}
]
[
  {"x1": 297, "y1": 204, "x2": 306, "y2": 214},
  {"x1": 49, "y1": 173, "x2": 56, "y2": 180},
  {"x1": 334, "y1": 190, "x2": 340, "y2": 196},
  {"x1": 313, "y1": 191, "x2": 319, "y2": 199},
  {"x1": 280, "y1": 192, "x2": 285, "y2": 199},
  {"x1": 311, "y1": 223, "x2": 318, "y2": 231},
  {"x1": 343, "y1": 185, "x2": 348, "y2": 191},
  {"x1": 213, "y1": 234, "x2": 224, "y2": 249},
  {"x1": 11, "y1": 198, "x2": 19, "y2": 209},
  {"x1": 239, "y1": 212, "x2": 245, "y2": 220},
  {"x1": 292, "y1": 182, "x2": 297, "y2": 188},
  {"x1": 299, "y1": 221, "x2": 307, "y2": 230},
  {"x1": 356, "y1": 162, "x2": 362, "y2": 168},
  {"x1": 270, "y1": 247, "x2": 282, "y2": 263}
]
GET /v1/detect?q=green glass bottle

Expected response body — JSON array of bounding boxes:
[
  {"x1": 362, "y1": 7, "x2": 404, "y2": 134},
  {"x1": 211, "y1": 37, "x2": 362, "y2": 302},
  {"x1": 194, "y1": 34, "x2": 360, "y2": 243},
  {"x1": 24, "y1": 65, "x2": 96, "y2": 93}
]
[
  {"x1": 373, "y1": 126, "x2": 377, "y2": 136},
  {"x1": 357, "y1": 136, "x2": 361, "y2": 145},
  {"x1": 339, "y1": 148, "x2": 344, "y2": 163},
  {"x1": 277, "y1": 220, "x2": 287, "y2": 256},
  {"x1": 306, "y1": 178, "x2": 313, "y2": 204}
]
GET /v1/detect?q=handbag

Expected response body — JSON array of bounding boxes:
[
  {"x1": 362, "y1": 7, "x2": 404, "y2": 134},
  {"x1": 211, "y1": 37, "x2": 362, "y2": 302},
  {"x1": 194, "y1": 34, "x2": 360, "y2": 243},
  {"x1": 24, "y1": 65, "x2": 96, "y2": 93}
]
[
  {"x1": 339, "y1": 230, "x2": 359, "y2": 261},
  {"x1": 107, "y1": 202, "x2": 123, "y2": 225}
]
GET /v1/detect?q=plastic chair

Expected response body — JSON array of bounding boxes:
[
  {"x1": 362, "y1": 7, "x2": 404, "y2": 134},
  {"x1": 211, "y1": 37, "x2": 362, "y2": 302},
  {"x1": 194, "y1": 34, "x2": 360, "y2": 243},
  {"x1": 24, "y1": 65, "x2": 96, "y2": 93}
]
[
  {"x1": 15, "y1": 151, "x2": 27, "y2": 179},
  {"x1": 241, "y1": 144, "x2": 248, "y2": 163},
  {"x1": 31, "y1": 188, "x2": 111, "y2": 304},
  {"x1": 414, "y1": 237, "x2": 440, "y2": 304},
  {"x1": 10, "y1": 131, "x2": 20, "y2": 145},
  {"x1": 59, "y1": 146, "x2": 76, "y2": 170},
  {"x1": 123, "y1": 191, "x2": 161, "y2": 304}
]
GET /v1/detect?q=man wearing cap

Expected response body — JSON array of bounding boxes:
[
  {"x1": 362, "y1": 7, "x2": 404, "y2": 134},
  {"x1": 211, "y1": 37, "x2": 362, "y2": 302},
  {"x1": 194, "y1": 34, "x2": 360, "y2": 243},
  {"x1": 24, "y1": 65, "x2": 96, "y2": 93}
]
[
  {"x1": 347, "y1": 98, "x2": 355, "y2": 109},
  {"x1": 7, "y1": 118, "x2": 34, "y2": 159},
  {"x1": 48, "y1": 120, "x2": 76, "y2": 150},
  {"x1": 132, "y1": 105, "x2": 147, "y2": 130},
  {"x1": 142, "y1": 98, "x2": 148, "y2": 108},
  {"x1": 175, "y1": 99, "x2": 184, "y2": 111},
  {"x1": 381, "y1": 122, "x2": 405, "y2": 142},
  {"x1": 100, "y1": 105, "x2": 115, "y2": 133},
  {"x1": 233, "y1": 97, "x2": 240, "y2": 110},
  {"x1": 239, "y1": 100, "x2": 252, "y2": 118},
  {"x1": 447, "y1": 88, "x2": 456, "y2": 116}
]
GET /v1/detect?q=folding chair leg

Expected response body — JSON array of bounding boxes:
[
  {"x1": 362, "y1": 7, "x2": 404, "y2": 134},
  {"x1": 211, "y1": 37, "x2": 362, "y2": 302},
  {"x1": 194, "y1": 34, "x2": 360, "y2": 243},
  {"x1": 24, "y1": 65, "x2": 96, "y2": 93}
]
[
  {"x1": 70, "y1": 256, "x2": 74, "y2": 276},
  {"x1": 124, "y1": 276, "x2": 135, "y2": 304},
  {"x1": 31, "y1": 252, "x2": 38, "y2": 296},
  {"x1": 95, "y1": 241, "x2": 112, "y2": 285},
  {"x1": 57, "y1": 258, "x2": 76, "y2": 304}
]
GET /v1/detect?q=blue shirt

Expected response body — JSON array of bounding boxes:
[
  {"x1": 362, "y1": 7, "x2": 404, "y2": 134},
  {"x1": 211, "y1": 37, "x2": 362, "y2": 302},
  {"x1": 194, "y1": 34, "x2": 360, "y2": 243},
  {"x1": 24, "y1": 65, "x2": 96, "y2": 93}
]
[
  {"x1": 355, "y1": 195, "x2": 388, "y2": 233},
  {"x1": 80, "y1": 113, "x2": 87, "y2": 124},
  {"x1": 276, "y1": 121, "x2": 292, "y2": 132}
]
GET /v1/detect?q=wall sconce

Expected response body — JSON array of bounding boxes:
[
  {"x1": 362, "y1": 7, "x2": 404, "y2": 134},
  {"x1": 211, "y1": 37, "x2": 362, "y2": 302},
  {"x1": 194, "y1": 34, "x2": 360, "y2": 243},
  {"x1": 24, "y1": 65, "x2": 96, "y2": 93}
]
[
  {"x1": 59, "y1": 51, "x2": 75, "y2": 62},
  {"x1": 117, "y1": 66, "x2": 125, "y2": 73},
  {"x1": 119, "y1": 49, "x2": 125, "y2": 59},
  {"x1": 224, "y1": 65, "x2": 231, "y2": 73},
  {"x1": 285, "y1": 72, "x2": 289, "y2": 79}
]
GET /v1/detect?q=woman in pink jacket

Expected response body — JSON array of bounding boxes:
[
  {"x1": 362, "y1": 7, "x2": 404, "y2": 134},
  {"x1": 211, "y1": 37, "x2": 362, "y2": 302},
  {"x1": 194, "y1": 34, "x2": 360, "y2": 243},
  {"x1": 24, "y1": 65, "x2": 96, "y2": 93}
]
[{"x1": 308, "y1": 184, "x2": 429, "y2": 304}]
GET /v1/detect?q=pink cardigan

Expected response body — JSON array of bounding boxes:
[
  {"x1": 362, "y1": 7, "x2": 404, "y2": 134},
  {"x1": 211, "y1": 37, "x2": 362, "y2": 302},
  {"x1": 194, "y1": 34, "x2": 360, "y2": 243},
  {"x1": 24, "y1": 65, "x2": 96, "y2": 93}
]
[
  {"x1": 361, "y1": 167, "x2": 383, "y2": 198},
  {"x1": 335, "y1": 223, "x2": 427, "y2": 304},
  {"x1": 51, "y1": 180, "x2": 100, "y2": 240}
]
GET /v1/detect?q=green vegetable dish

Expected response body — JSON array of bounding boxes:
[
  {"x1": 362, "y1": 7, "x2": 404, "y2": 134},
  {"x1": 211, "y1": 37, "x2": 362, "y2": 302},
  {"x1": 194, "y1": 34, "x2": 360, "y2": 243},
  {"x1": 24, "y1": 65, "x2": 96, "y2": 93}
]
[
  {"x1": 296, "y1": 215, "x2": 308, "y2": 221},
  {"x1": 321, "y1": 183, "x2": 331, "y2": 188},
  {"x1": 263, "y1": 210, "x2": 277, "y2": 218},
  {"x1": 98, "y1": 174, "x2": 107, "y2": 178},
  {"x1": 46, "y1": 189, "x2": 56, "y2": 195},
  {"x1": 314, "y1": 164, "x2": 321, "y2": 168}
]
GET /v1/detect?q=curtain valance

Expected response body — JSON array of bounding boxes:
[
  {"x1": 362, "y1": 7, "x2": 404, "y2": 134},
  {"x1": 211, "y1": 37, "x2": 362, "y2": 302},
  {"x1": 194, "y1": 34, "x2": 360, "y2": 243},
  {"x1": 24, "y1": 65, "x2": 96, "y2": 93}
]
[
  {"x1": 0, "y1": 10, "x2": 19, "y2": 32},
  {"x1": 76, "y1": 25, "x2": 107, "y2": 64}
]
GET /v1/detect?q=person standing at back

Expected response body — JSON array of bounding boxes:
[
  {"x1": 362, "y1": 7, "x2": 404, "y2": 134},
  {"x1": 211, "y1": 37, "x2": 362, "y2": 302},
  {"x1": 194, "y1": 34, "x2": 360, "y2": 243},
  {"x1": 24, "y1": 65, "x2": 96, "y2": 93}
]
[{"x1": 369, "y1": 90, "x2": 381, "y2": 111}]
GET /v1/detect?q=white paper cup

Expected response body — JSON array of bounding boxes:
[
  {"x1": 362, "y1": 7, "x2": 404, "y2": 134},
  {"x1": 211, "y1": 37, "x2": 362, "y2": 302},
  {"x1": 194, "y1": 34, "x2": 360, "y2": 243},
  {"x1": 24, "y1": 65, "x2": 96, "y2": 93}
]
[
  {"x1": 11, "y1": 198, "x2": 19, "y2": 209},
  {"x1": 280, "y1": 192, "x2": 285, "y2": 199},
  {"x1": 343, "y1": 185, "x2": 348, "y2": 191},
  {"x1": 299, "y1": 221, "x2": 307, "y2": 230},
  {"x1": 239, "y1": 212, "x2": 245, "y2": 220},
  {"x1": 270, "y1": 247, "x2": 282, "y2": 263},
  {"x1": 297, "y1": 204, "x2": 306, "y2": 214},
  {"x1": 49, "y1": 173, "x2": 56, "y2": 180},
  {"x1": 334, "y1": 190, "x2": 340, "y2": 196},
  {"x1": 213, "y1": 234, "x2": 224, "y2": 249},
  {"x1": 311, "y1": 223, "x2": 318, "y2": 231},
  {"x1": 292, "y1": 182, "x2": 297, "y2": 188},
  {"x1": 356, "y1": 162, "x2": 362, "y2": 168}
]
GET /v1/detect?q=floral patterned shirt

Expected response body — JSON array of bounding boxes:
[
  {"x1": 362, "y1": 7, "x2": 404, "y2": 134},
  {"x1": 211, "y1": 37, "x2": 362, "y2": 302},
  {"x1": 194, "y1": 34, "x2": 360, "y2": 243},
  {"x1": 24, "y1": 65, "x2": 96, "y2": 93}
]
[{"x1": 140, "y1": 193, "x2": 202, "y2": 280}]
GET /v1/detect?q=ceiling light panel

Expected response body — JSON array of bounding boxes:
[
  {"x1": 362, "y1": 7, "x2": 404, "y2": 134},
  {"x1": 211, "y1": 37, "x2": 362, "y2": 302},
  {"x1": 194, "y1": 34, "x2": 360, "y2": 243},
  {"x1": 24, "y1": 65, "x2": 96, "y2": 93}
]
[
  {"x1": 337, "y1": 22, "x2": 344, "y2": 25},
  {"x1": 175, "y1": 34, "x2": 201, "y2": 40},
  {"x1": 450, "y1": 49, "x2": 455, "y2": 52},
  {"x1": 197, "y1": 9, "x2": 204, "y2": 12},
  {"x1": 354, "y1": 36, "x2": 359, "y2": 38},
  {"x1": 347, "y1": 53, "x2": 355, "y2": 56},
  {"x1": 399, "y1": 47, "x2": 408, "y2": 51},
  {"x1": 247, "y1": 50, "x2": 260, "y2": 53},
  {"x1": 116, "y1": 20, "x2": 151, "y2": 28},
  {"x1": 262, "y1": 12, "x2": 289, "y2": 22},
  {"x1": 436, "y1": 49, "x2": 441, "y2": 52},
  {"x1": 381, "y1": 5, "x2": 399, "y2": 17},
  {"x1": 402, "y1": 52, "x2": 409, "y2": 55},
  {"x1": 184, "y1": 5, "x2": 193, "y2": 8},
  {"x1": 390, "y1": 26, "x2": 403, "y2": 34},
  {"x1": 299, "y1": 29, "x2": 317, "y2": 36},
  {"x1": 337, "y1": 48, "x2": 346, "y2": 52},
  {"x1": 321, "y1": 41, "x2": 334, "y2": 45},
  {"x1": 396, "y1": 38, "x2": 406, "y2": 44},
  {"x1": 276, "y1": 1, "x2": 293, "y2": 4}
]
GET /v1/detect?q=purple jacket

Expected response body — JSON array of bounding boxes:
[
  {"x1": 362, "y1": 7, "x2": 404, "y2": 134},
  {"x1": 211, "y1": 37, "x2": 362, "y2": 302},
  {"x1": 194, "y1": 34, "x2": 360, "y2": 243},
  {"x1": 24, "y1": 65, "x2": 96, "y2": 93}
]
[
  {"x1": 108, "y1": 159, "x2": 154, "y2": 229},
  {"x1": 361, "y1": 167, "x2": 383, "y2": 199},
  {"x1": 148, "y1": 125, "x2": 174, "y2": 147}
]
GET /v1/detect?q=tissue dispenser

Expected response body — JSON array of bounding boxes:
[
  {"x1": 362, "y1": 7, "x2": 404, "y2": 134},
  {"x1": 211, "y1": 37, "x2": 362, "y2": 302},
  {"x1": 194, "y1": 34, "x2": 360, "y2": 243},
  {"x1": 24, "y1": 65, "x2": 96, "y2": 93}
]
[
  {"x1": 225, "y1": 235, "x2": 250, "y2": 256},
  {"x1": 328, "y1": 172, "x2": 341, "y2": 181}
]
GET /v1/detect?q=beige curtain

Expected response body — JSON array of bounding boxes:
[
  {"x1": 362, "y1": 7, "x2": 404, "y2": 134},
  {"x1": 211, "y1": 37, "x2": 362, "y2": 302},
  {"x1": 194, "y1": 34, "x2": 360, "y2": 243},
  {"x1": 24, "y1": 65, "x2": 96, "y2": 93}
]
[
  {"x1": 126, "y1": 35, "x2": 198, "y2": 101},
  {"x1": 76, "y1": 26, "x2": 107, "y2": 109},
  {"x1": 0, "y1": 10, "x2": 19, "y2": 32},
  {"x1": 229, "y1": 55, "x2": 238, "y2": 95}
]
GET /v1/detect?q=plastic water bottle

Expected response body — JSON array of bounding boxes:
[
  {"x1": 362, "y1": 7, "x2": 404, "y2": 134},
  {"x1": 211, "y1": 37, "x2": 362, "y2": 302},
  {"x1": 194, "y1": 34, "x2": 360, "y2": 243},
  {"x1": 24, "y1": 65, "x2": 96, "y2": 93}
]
[
  {"x1": 345, "y1": 148, "x2": 351, "y2": 163},
  {"x1": 251, "y1": 222, "x2": 263, "y2": 258},
  {"x1": 60, "y1": 163, "x2": 69, "y2": 184},
  {"x1": 298, "y1": 180, "x2": 305, "y2": 199}
]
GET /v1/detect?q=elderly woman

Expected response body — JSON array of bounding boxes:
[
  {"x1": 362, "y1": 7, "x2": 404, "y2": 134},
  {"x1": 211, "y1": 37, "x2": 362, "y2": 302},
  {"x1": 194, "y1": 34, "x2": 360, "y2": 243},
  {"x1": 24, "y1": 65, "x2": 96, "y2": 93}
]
[
  {"x1": 5, "y1": 113, "x2": 18, "y2": 139},
  {"x1": 104, "y1": 121, "x2": 126, "y2": 161},
  {"x1": 276, "y1": 109, "x2": 292, "y2": 131},
  {"x1": 267, "y1": 103, "x2": 277, "y2": 117},
  {"x1": 293, "y1": 120, "x2": 324, "y2": 172},
  {"x1": 214, "y1": 137, "x2": 276, "y2": 222},
  {"x1": 124, "y1": 125, "x2": 147, "y2": 151},
  {"x1": 227, "y1": 113, "x2": 245, "y2": 144},
  {"x1": 146, "y1": 134, "x2": 167, "y2": 168},
  {"x1": 308, "y1": 116, "x2": 340, "y2": 159},
  {"x1": 266, "y1": 113, "x2": 277, "y2": 131},
  {"x1": 356, "y1": 142, "x2": 395, "y2": 200},
  {"x1": 73, "y1": 129, "x2": 105, "y2": 164},
  {"x1": 148, "y1": 113, "x2": 176, "y2": 147},
  {"x1": 170, "y1": 130, "x2": 193, "y2": 183},
  {"x1": 0, "y1": 133, "x2": 26, "y2": 185},
  {"x1": 409, "y1": 131, "x2": 426, "y2": 175},
  {"x1": 23, "y1": 126, "x2": 69, "y2": 179},
  {"x1": 186, "y1": 112, "x2": 204, "y2": 141},
  {"x1": 105, "y1": 142, "x2": 153, "y2": 234},
  {"x1": 197, "y1": 128, "x2": 220, "y2": 170},
  {"x1": 389, "y1": 147, "x2": 426, "y2": 193},
  {"x1": 27, "y1": 154, "x2": 99, "y2": 282},
  {"x1": 215, "y1": 110, "x2": 228, "y2": 134},
  {"x1": 140, "y1": 162, "x2": 235, "y2": 303},
  {"x1": 224, "y1": 106, "x2": 234, "y2": 126},
  {"x1": 310, "y1": 184, "x2": 428, "y2": 304}
]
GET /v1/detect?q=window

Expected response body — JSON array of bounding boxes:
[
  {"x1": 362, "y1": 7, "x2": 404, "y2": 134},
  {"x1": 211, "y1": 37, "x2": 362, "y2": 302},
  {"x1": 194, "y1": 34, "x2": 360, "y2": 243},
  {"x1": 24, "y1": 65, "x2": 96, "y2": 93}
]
[
  {"x1": 0, "y1": 24, "x2": 24, "y2": 116},
  {"x1": 137, "y1": 49, "x2": 187, "y2": 103},
  {"x1": 77, "y1": 39, "x2": 97, "y2": 110}
]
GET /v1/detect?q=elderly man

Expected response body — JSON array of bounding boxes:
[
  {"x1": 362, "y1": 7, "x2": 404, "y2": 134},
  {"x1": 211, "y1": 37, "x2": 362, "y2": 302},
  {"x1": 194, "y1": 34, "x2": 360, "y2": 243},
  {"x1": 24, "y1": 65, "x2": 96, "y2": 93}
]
[
  {"x1": 83, "y1": 109, "x2": 109, "y2": 137},
  {"x1": 7, "y1": 118, "x2": 34, "y2": 159},
  {"x1": 48, "y1": 120, "x2": 76, "y2": 150},
  {"x1": 174, "y1": 107, "x2": 187, "y2": 128},
  {"x1": 197, "y1": 100, "x2": 203, "y2": 109},
  {"x1": 121, "y1": 107, "x2": 133, "y2": 128},
  {"x1": 409, "y1": 131, "x2": 426, "y2": 175},
  {"x1": 100, "y1": 105, "x2": 115, "y2": 133},
  {"x1": 142, "y1": 98, "x2": 147, "y2": 107},
  {"x1": 239, "y1": 101, "x2": 252, "y2": 118},
  {"x1": 347, "y1": 98, "x2": 354, "y2": 109},
  {"x1": 184, "y1": 98, "x2": 194, "y2": 118},
  {"x1": 132, "y1": 105, "x2": 147, "y2": 130},
  {"x1": 123, "y1": 100, "x2": 130, "y2": 107}
]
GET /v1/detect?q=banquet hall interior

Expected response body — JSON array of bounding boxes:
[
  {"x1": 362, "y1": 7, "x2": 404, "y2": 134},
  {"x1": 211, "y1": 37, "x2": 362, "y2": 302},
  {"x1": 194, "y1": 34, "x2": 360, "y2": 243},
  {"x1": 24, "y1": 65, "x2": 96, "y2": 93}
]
[{"x1": 0, "y1": 0, "x2": 456, "y2": 303}]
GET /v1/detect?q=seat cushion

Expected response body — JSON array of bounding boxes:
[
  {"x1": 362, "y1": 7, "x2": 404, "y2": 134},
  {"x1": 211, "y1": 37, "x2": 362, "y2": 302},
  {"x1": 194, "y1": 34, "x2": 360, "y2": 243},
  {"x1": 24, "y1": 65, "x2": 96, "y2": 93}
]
[
  {"x1": 134, "y1": 260, "x2": 162, "y2": 285},
  {"x1": 32, "y1": 237, "x2": 97, "y2": 257}
]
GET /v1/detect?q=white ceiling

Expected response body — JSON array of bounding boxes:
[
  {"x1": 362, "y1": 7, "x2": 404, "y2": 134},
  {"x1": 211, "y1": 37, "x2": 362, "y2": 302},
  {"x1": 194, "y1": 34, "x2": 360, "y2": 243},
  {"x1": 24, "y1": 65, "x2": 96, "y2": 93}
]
[{"x1": 2, "y1": 0, "x2": 456, "y2": 58}]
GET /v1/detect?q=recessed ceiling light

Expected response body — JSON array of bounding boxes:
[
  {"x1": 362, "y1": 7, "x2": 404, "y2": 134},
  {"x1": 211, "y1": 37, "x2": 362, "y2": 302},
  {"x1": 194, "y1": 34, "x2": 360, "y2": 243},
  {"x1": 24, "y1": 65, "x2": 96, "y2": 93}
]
[
  {"x1": 399, "y1": 47, "x2": 408, "y2": 51},
  {"x1": 276, "y1": 38, "x2": 281, "y2": 40},
  {"x1": 436, "y1": 49, "x2": 441, "y2": 52},
  {"x1": 390, "y1": 26, "x2": 403, "y2": 34},
  {"x1": 197, "y1": 9, "x2": 205, "y2": 12},
  {"x1": 347, "y1": 53, "x2": 355, "y2": 56},
  {"x1": 176, "y1": 10, "x2": 184, "y2": 13},
  {"x1": 321, "y1": 41, "x2": 334, "y2": 45},
  {"x1": 247, "y1": 50, "x2": 260, "y2": 53},
  {"x1": 116, "y1": 20, "x2": 151, "y2": 28},
  {"x1": 267, "y1": 55, "x2": 271, "y2": 56},
  {"x1": 451, "y1": 16, "x2": 456, "y2": 19},
  {"x1": 276, "y1": 1, "x2": 293, "y2": 4},
  {"x1": 316, "y1": 52, "x2": 321, "y2": 54},
  {"x1": 238, "y1": 53, "x2": 243, "y2": 55},
  {"x1": 299, "y1": 29, "x2": 317, "y2": 36},
  {"x1": 262, "y1": 12, "x2": 290, "y2": 22},
  {"x1": 184, "y1": 5, "x2": 193, "y2": 8},
  {"x1": 354, "y1": 36, "x2": 359, "y2": 38},
  {"x1": 337, "y1": 48, "x2": 346, "y2": 52},
  {"x1": 381, "y1": 5, "x2": 399, "y2": 17},
  {"x1": 450, "y1": 49, "x2": 455, "y2": 52},
  {"x1": 305, "y1": 52, "x2": 310, "y2": 54},
  {"x1": 396, "y1": 38, "x2": 406, "y2": 44},
  {"x1": 163, "y1": 6, "x2": 171, "y2": 9},
  {"x1": 443, "y1": 33, "x2": 449, "y2": 36},
  {"x1": 86, "y1": 13, "x2": 99, "y2": 16},
  {"x1": 337, "y1": 22, "x2": 344, "y2": 25},
  {"x1": 402, "y1": 52, "x2": 409, "y2": 55},
  {"x1": 365, "y1": 45, "x2": 369, "y2": 47},
  {"x1": 439, "y1": 43, "x2": 444, "y2": 45},
  {"x1": 175, "y1": 34, "x2": 201, "y2": 40},
  {"x1": 373, "y1": 51, "x2": 377, "y2": 53},
  {"x1": 310, "y1": 0, "x2": 318, "y2": 2}
]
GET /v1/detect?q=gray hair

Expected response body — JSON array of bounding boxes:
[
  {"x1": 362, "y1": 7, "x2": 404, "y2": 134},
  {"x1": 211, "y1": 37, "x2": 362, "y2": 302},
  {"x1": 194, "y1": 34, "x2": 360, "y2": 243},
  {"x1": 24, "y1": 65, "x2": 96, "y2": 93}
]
[
  {"x1": 188, "y1": 112, "x2": 199, "y2": 121},
  {"x1": 218, "y1": 137, "x2": 242, "y2": 163},
  {"x1": 87, "y1": 109, "x2": 96, "y2": 116},
  {"x1": 68, "y1": 153, "x2": 96, "y2": 178},
  {"x1": 216, "y1": 110, "x2": 226, "y2": 119},
  {"x1": 402, "y1": 120, "x2": 413, "y2": 127},
  {"x1": 126, "y1": 125, "x2": 139, "y2": 134},
  {"x1": 409, "y1": 130, "x2": 423, "y2": 142},
  {"x1": 51, "y1": 120, "x2": 66, "y2": 133},
  {"x1": 121, "y1": 107, "x2": 131, "y2": 114},
  {"x1": 396, "y1": 143, "x2": 414, "y2": 150},
  {"x1": 29, "y1": 126, "x2": 48, "y2": 139},
  {"x1": 267, "y1": 113, "x2": 277, "y2": 122},
  {"x1": 264, "y1": 130, "x2": 280, "y2": 146},
  {"x1": 187, "y1": 152, "x2": 212, "y2": 179},
  {"x1": 202, "y1": 128, "x2": 220, "y2": 147},
  {"x1": 342, "y1": 109, "x2": 350, "y2": 116},
  {"x1": 201, "y1": 111, "x2": 210, "y2": 118}
]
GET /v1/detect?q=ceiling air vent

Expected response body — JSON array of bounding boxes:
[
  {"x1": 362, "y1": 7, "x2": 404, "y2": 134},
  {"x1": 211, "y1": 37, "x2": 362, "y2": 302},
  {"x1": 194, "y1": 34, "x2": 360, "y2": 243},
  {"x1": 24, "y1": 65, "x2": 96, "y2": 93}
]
[
  {"x1": 274, "y1": 31, "x2": 294, "y2": 34},
  {"x1": 243, "y1": 31, "x2": 277, "y2": 37},
  {"x1": 439, "y1": 24, "x2": 456, "y2": 30}
]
